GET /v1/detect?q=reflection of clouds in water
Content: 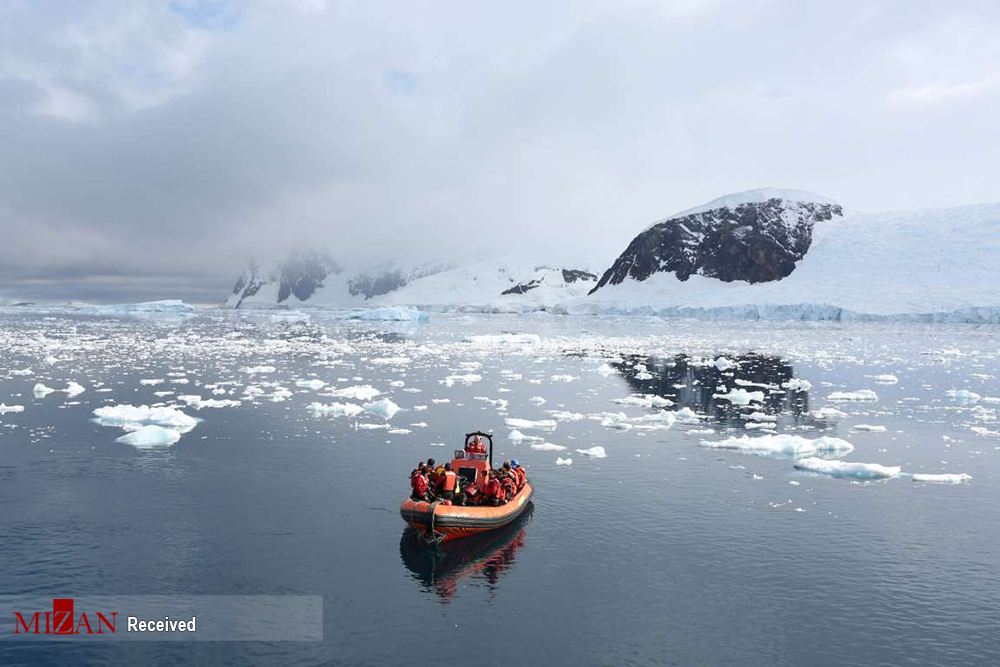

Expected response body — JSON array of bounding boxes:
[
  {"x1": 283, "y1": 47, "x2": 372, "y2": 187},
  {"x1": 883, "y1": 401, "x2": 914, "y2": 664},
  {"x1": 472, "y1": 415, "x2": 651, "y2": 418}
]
[{"x1": 613, "y1": 353, "x2": 821, "y2": 430}]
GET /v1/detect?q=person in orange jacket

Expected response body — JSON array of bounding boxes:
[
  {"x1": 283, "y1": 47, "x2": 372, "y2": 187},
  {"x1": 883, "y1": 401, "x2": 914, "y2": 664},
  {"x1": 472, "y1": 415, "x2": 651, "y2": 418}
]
[
  {"x1": 436, "y1": 462, "x2": 459, "y2": 502},
  {"x1": 510, "y1": 459, "x2": 526, "y2": 488}
]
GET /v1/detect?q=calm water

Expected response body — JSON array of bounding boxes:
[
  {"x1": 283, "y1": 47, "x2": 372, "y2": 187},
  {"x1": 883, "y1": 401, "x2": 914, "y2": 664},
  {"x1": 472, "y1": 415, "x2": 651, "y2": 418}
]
[{"x1": 1, "y1": 309, "x2": 998, "y2": 666}]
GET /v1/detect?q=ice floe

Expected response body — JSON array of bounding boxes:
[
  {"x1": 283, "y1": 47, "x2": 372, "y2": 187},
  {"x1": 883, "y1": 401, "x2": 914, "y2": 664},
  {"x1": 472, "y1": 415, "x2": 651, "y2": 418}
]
[
  {"x1": 363, "y1": 398, "x2": 400, "y2": 419},
  {"x1": 308, "y1": 402, "x2": 364, "y2": 417},
  {"x1": 116, "y1": 425, "x2": 181, "y2": 448},
  {"x1": 793, "y1": 457, "x2": 900, "y2": 479},
  {"x1": 911, "y1": 473, "x2": 972, "y2": 483},
  {"x1": 701, "y1": 434, "x2": 854, "y2": 458},
  {"x1": 827, "y1": 389, "x2": 878, "y2": 402},
  {"x1": 556, "y1": 457, "x2": 573, "y2": 466},
  {"x1": 575, "y1": 446, "x2": 607, "y2": 458},
  {"x1": 713, "y1": 388, "x2": 764, "y2": 405},
  {"x1": 505, "y1": 417, "x2": 558, "y2": 430},
  {"x1": 0, "y1": 404, "x2": 25, "y2": 414},
  {"x1": 530, "y1": 442, "x2": 566, "y2": 451}
]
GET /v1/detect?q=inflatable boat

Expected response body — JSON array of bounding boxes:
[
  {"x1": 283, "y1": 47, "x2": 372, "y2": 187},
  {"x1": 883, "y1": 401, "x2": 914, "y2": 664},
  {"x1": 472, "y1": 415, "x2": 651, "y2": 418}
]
[{"x1": 401, "y1": 431, "x2": 534, "y2": 544}]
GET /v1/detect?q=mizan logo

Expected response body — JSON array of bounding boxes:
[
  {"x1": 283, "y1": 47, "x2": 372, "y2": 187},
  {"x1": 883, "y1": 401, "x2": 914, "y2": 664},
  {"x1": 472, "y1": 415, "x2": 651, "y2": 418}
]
[{"x1": 14, "y1": 599, "x2": 117, "y2": 635}]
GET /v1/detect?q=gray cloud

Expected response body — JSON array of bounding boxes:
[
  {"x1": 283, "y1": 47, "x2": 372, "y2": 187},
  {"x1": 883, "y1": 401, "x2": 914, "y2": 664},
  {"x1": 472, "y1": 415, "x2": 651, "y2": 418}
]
[{"x1": 1, "y1": 0, "x2": 999, "y2": 302}]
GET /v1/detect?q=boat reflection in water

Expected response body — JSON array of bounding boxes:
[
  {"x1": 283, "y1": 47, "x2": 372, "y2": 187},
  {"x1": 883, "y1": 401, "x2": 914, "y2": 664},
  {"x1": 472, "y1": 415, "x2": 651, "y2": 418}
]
[{"x1": 399, "y1": 504, "x2": 533, "y2": 602}]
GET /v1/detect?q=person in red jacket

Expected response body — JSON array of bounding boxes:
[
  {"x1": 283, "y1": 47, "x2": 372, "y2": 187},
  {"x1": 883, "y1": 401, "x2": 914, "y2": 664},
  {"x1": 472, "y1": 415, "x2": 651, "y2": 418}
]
[
  {"x1": 510, "y1": 459, "x2": 526, "y2": 488},
  {"x1": 436, "y1": 462, "x2": 459, "y2": 501},
  {"x1": 484, "y1": 470, "x2": 504, "y2": 506},
  {"x1": 410, "y1": 463, "x2": 430, "y2": 501},
  {"x1": 465, "y1": 434, "x2": 487, "y2": 457}
]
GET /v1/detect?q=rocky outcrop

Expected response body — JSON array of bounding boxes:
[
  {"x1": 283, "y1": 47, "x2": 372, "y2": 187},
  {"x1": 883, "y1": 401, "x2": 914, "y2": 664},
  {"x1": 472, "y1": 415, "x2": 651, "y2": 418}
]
[
  {"x1": 590, "y1": 190, "x2": 843, "y2": 294},
  {"x1": 501, "y1": 268, "x2": 597, "y2": 296},
  {"x1": 228, "y1": 250, "x2": 340, "y2": 308}
]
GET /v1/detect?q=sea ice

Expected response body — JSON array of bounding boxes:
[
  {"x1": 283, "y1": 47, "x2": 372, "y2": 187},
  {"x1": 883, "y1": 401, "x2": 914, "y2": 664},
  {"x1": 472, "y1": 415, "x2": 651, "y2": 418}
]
[
  {"x1": 700, "y1": 434, "x2": 854, "y2": 458},
  {"x1": 530, "y1": 442, "x2": 566, "y2": 451},
  {"x1": 827, "y1": 389, "x2": 878, "y2": 402},
  {"x1": 852, "y1": 424, "x2": 886, "y2": 432},
  {"x1": 93, "y1": 404, "x2": 199, "y2": 430},
  {"x1": 116, "y1": 425, "x2": 181, "y2": 448},
  {"x1": 714, "y1": 388, "x2": 764, "y2": 405},
  {"x1": 325, "y1": 385, "x2": 381, "y2": 401},
  {"x1": 946, "y1": 389, "x2": 981, "y2": 402},
  {"x1": 556, "y1": 457, "x2": 573, "y2": 466},
  {"x1": 464, "y1": 334, "x2": 541, "y2": 346},
  {"x1": 509, "y1": 429, "x2": 544, "y2": 442},
  {"x1": 363, "y1": 398, "x2": 400, "y2": 420},
  {"x1": 295, "y1": 379, "x2": 327, "y2": 390},
  {"x1": 782, "y1": 378, "x2": 812, "y2": 392},
  {"x1": 348, "y1": 306, "x2": 428, "y2": 322},
  {"x1": 64, "y1": 382, "x2": 86, "y2": 397},
  {"x1": 505, "y1": 418, "x2": 558, "y2": 430},
  {"x1": 307, "y1": 402, "x2": 364, "y2": 417},
  {"x1": 575, "y1": 446, "x2": 607, "y2": 458},
  {"x1": 0, "y1": 404, "x2": 25, "y2": 414},
  {"x1": 793, "y1": 457, "x2": 900, "y2": 479},
  {"x1": 443, "y1": 374, "x2": 482, "y2": 387},
  {"x1": 911, "y1": 473, "x2": 972, "y2": 483}
]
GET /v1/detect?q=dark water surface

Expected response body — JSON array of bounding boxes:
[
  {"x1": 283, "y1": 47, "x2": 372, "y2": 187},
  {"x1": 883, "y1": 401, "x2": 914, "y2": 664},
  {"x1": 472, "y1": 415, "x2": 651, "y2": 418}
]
[{"x1": 1, "y1": 309, "x2": 998, "y2": 666}]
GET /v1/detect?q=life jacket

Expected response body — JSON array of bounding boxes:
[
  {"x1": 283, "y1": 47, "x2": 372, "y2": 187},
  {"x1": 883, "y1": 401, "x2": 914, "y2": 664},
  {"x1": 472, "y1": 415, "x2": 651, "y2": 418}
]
[
  {"x1": 486, "y1": 479, "x2": 503, "y2": 500},
  {"x1": 514, "y1": 467, "x2": 526, "y2": 487},
  {"x1": 502, "y1": 476, "x2": 516, "y2": 498},
  {"x1": 441, "y1": 470, "x2": 458, "y2": 492}
]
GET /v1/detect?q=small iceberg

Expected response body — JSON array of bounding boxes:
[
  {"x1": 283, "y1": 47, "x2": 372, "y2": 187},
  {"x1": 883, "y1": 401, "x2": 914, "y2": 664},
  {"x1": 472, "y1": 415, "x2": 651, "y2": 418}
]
[
  {"x1": 827, "y1": 389, "x2": 878, "y2": 402},
  {"x1": 530, "y1": 442, "x2": 566, "y2": 451},
  {"x1": 793, "y1": 457, "x2": 900, "y2": 479},
  {"x1": 713, "y1": 388, "x2": 764, "y2": 405},
  {"x1": 116, "y1": 425, "x2": 181, "y2": 448},
  {"x1": 556, "y1": 457, "x2": 573, "y2": 466},
  {"x1": 700, "y1": 434, "x2": 854, "y2": 458},
  {"x1": 307, "y1": 402, "x2": 364, "y2": 418},
  {"x1": 363, "y1": 398, "x2": 400, "y2": 420},
  {"x1": 911, "y1": 473, "x2": 971, "y2": 484},
  {"x1": 575, "y1": 446, "x2": 607, "y2": 458},
  {"x1": 505, "y1": 417, "x2": 558, "y2": 430},
  {"x1": 93, "y1": 404, "x2": 199, "y2": 430}
]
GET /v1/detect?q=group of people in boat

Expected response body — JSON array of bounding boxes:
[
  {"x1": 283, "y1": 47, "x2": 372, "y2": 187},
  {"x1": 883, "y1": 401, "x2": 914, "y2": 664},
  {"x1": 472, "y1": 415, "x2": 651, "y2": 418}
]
[{"x1": 409, "y1": 435, "x2": 526, "y2": 506}]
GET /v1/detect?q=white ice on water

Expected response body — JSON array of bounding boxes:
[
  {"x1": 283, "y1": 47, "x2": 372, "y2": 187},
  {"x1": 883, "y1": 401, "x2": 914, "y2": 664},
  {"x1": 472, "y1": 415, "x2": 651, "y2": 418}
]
[
  {"x1": 794, "y1": 457, "x2": 901, "y2": 479},
  {"x1": 713, "y1": 388, "x2": 764, "y2": 405},
  {"x1": 362, "y1": 398, "x2": 400, "y2": 420},
  {"x1": 505, "y1": 417, "x2": 558, "y2": 430},
  {"x1": 93, "y1": 404, "x2": 199, "y2": 430},
  {"x1": 116, "y1": 425, "x2": 181, "y2": 448},
  {"x1": 701, "y1": 434, "x2": 854, "y2": 458},
  {"x1": 0, "y1": 404, "x2": 25, "y2": 414},
  {"x1": 827, "y1": 389, "x2": 878, "y2": 402},
  {"x1": 556, "y1": 457, "x2": 573, "y2": 466},
  {"x1": 530, "y1": 442, "x2": 566, "y2": 451},
  {"x1": 911, "y1": 473, "x2": 972, "y2": 483},
  {"x1": 307, "y1": 402, "x2": 364, "y2": 417},
  {"x1": 575, "y1": 446, "x2": 607, "y2": 458}
]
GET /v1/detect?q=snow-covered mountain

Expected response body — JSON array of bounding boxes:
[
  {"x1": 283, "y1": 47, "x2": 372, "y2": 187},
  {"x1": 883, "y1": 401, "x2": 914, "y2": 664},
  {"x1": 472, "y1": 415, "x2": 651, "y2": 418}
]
[
  {"x1": 569, "y1": 196, "x2": 1000, "y2": 322},
  {"x1": 224, "y1": 251, "x2": 597, "y2": 311},
  {"x1": 225, "y1": 250, "x2": 455, "y2": 309},
  {"x1": 590, "y1": 188, "x2": 844, "y2": 293}
]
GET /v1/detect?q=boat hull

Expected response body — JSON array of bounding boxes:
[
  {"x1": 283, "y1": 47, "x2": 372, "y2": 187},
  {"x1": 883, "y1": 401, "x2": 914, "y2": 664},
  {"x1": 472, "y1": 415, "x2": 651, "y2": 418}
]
[{"x1": 400, "y1": 482, "x2": 534, "y2": 543}]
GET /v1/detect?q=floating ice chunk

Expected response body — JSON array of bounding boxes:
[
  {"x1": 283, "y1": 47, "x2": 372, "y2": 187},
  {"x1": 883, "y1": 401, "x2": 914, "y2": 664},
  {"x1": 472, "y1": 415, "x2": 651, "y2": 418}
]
[
  {"x1": 509, "y1": 429, "x2": 545, "y2": 442},
  {"x1": 295, "y1": 379, "x2": 327, "y2": 390},
  {"x1": 866, "y1": 374, "x2": 899, "y2": 384},
  {"x1": 852, "y1": 424, "x2": 886, "y2": 432},
  {"x1": 611, "y1": 394, "x2": 672, "y2": 409},
  {"x1": 64, "y1": 382, "x2": 85, "y2": 397},
  {"x1": 700, "y1": 434, "x2": 854, "y2": 458},
  {"x1": 363, "y1": 398, "x2": 400, "y2": 420},
  {"x1": 505, "y1": 418, "x2": 558, "y2": 430},
  {"x1": 969, "y1": 426, "x2": 1000, "y2": 438},
  {"x1": 529, "y1": 396, "x2": 547, "y2": 405},
  {"x1": 595, "y1": 363, "x2": 616, "y2": 377},
  {"x1": 139, "y1": 379, "x2": 164, "y2": 386},
  {"x1": 475, "y1": 396, "x2": 509, "y2": 410},
  {"x1": 556, "y1": 457, "x2": 573, "y2": 466},
  {"x1": 714, "y1": 357, "x2": 736, "y2": 371},
  {"x1": 307, "y1": 402, "x2": 364, "y2": 417},
  {"x1": 10, "y1": 369, "x2": 33, "y2": 375},
  {"x1": 633, "y1": 410, "x2": 675, "y2": 427},
  {"x1": 369, "y1": 357, "x2": 411, "y2": 366},
  {"x1": 946, "y1": 389, "x2": 981, "y2": 402},
  {"x1": 575, "y1": 446, "x2": 607, "y2": 458},
  {"x1": 673, "y1": 407, "x2": 701, "y2": 424},
  {"x1": 547, "y1": 410, "x2": 586, "y2": 421},
  {"x1": 94, "y1": 300, "x2": 195, "y2": 315},
  {"x1": 443, "y1": 374, "x2": 482, "y2": 387},
  {"x1": 0, "y1": 404, "x2": 25, "y2": 414},
  {"x1": 388, "y1": 428, "x2": 412, "y2": 435},
  {"x1": 714, "y1": 388, "x2": 764, "y2": 405},
  {"x1": 242, "y1": 365, "x2": 277, "y2": 375},
  {"x1": 348, "y1": 306, "x2": 428, "y2": 322},
  {"x1": 794, "y1": 457, "x2": 900, "y2": 479},
  {"x1": 635, "y1": 371, "x2": 653, "y2": 380},
  {"x1": 811, "y1": 407, "x2": 848, "y2": 419},
  {"x1": 782, "y1": 378, "x2": 812, "y2": 392},
  {"x1": 325, "y1": 385, "x2": 381, "y2": 401},
  {"x1": 464, "y1": 334, "x2": 541, "y2": 346},
  {"x1": 550, "y1": 375, "x2": 577, "y2": 382},
  {"x1": 741, "y1": 411, "x2": 776, "y2": 421},
  {"x1": 177, "y1": 395, "x2": 240, "y2": 409},
  {"x1": 531, "y1": 442, "x2": 566, "y2": 451},
  {"x1": 911, "y1": 473, "x2": 971, "y2": 483},
  {"x1": 827, "y1": 389, "x2": 878, "y2": 402},
  {"x1": 116, "y1": 425, "x2": 181, "y2": 447},
  {"x1": 93, "y1": 404, "x2": 199, "y2": 430}
]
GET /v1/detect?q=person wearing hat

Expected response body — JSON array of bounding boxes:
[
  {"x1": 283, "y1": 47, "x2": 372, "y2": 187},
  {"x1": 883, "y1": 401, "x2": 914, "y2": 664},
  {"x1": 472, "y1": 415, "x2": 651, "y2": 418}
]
[{"x1": 510, "y1": 459, "x2": 526, "y2": 489}]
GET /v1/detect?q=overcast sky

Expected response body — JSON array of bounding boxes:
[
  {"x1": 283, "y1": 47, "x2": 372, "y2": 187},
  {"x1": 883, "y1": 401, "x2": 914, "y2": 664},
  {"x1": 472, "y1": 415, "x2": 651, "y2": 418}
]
[{"x1": 1, "y1": 0, "x2": 998, "y2": 303}]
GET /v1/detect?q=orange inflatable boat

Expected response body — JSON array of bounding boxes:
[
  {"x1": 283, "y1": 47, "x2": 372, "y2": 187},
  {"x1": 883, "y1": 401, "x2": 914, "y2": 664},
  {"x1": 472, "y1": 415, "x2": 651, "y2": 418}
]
[{"x1": 401, "y1": 431, "x2": 534, "y2": 544}]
